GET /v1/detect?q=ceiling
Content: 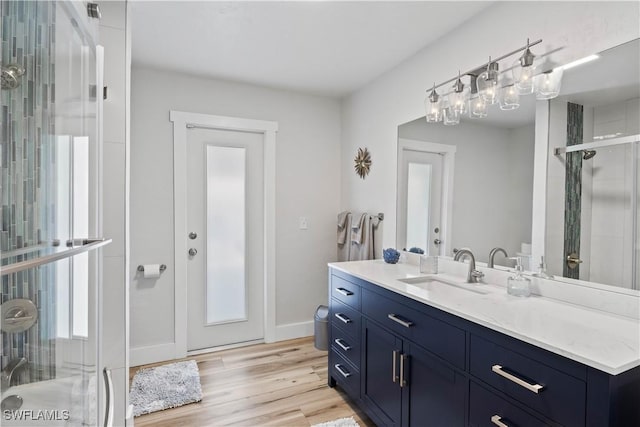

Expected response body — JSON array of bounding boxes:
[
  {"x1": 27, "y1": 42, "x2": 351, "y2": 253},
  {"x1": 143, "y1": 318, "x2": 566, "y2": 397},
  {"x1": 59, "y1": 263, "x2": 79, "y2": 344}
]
[{"x1": 130, "y1": 1, "x2": 493, "y2": 97}]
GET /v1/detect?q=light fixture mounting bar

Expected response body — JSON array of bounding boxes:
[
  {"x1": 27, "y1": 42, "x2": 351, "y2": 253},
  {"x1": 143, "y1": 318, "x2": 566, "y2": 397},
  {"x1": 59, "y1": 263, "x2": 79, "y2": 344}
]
[{"x1": 431, "y1": 38, "x2": 543, "y2": 91}]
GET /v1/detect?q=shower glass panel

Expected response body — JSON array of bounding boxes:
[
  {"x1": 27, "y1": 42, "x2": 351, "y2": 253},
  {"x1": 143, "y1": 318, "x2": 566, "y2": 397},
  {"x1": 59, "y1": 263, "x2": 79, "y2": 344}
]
[
  {"x1": 579, "y1": 142, "x2": 637, "y2": 288},
  {"x1": 1, "y1": 1, "x2": 104, "y2": 425},
  {"x1": 206, "y1": 145, "x2": 247, "y2": 324}
]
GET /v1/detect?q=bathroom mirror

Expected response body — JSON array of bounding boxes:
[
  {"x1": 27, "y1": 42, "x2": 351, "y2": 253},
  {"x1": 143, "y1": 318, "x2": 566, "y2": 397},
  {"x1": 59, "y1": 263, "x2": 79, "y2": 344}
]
[
  {"x1": 544, "y1": 38, "x2": 640, "y2": 291},
  {"x1": 397, "y1": 38, "x2": 640, "y2": 293},
  {"x1": 397, "y1": 86, "x2": 536, "y2": 267}
]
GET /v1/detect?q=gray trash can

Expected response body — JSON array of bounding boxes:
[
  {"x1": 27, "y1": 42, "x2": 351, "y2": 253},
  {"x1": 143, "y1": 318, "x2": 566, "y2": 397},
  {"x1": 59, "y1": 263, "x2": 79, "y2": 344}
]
[{"x1": 314, "y1": 305, "x2": 329, "y2": 351}]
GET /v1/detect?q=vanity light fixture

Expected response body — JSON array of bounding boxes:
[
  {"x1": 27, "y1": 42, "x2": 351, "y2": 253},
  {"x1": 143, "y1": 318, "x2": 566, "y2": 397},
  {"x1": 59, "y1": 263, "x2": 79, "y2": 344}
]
[
  {"x1": 448, "y1": 71, "x2": 469, "y2": 115},
  {"x1": 513, "y1": 38, "x2": 536, "y2": 94},
  {"x1": 425, "y1": 83, "x2": 442, "y2": 123},
  {"x1": 423, "y1": 38, "x2": 564, "y2": 126},
  {"x1": 476, "y1": 57, "x2": 500, "y2": 105}
]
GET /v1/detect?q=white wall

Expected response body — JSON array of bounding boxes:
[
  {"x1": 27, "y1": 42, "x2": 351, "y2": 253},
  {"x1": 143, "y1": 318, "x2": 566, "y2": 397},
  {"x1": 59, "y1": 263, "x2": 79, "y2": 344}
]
[
  {"x1": 341, "y1": 1, "x2": 640, "y2": 254},
  {"x1": 399, "y1": 120, "x2": 534, "y2": 263},
  {"x1": 130, "y1": 67, "x2": 341, "y2": 362},
  {"x1": 97, "y1": 0, "x2": 130, "y2": 424}
]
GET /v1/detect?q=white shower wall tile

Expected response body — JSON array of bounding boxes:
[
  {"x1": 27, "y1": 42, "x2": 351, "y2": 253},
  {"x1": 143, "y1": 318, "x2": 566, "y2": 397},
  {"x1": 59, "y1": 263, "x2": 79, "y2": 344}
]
[
  {"x1": 103, "y1": 142, "x2": 125, "y2": 257},
  {"x1": 102, "y1": 26, "x2": 127, "y2": 144}
]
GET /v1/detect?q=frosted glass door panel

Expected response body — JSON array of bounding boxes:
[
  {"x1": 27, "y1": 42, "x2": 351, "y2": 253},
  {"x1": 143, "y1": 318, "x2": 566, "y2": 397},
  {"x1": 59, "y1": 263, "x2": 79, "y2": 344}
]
[
  {"x1": 406, "y1": 163, "x2": 432, "y2": 252},
  {"x1": 206, "y1": 145, "x2": 247, "y2": 324}
]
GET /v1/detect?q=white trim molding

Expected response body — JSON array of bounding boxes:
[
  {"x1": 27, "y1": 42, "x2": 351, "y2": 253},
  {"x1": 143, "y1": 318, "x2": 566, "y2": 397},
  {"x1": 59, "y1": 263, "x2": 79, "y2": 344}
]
[
  {"x1": 274, "y1": 320, "x2": 315, "y2": 342},
  {"x1": 169, "y1": 111, "x2": 278, "y2": 359},
  {"x1": 130, "y1": 343, "x2": 177, "y2": 368}
]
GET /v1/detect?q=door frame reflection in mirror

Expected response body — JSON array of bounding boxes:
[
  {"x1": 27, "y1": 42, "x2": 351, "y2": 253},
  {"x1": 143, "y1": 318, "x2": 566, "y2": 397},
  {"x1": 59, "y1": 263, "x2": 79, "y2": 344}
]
[{"x1": 396, "y1": 138, "x2": 456, "y2": 257}]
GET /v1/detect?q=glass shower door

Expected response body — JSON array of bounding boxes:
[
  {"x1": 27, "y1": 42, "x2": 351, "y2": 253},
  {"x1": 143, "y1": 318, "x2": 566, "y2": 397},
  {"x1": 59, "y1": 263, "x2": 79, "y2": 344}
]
[{"x1": 1, "y1": 1, "x2": 107, "y2": 425}]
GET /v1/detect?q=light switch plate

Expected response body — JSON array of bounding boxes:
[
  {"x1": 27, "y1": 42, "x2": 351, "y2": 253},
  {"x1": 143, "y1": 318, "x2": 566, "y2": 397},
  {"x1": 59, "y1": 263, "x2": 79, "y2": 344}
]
[{"x1": 299, "y1": 217, "x2": 308, "y2": 230}]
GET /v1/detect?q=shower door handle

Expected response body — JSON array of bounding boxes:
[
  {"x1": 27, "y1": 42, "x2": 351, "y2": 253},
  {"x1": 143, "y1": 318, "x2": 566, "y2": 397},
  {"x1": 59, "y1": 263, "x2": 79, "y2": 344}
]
[
  {"x1": 103, "y1": 367, "x2": 114, "y2": 427},
  {"x1": 189, "y1": 248, "x2": 198, "y2": 256}
]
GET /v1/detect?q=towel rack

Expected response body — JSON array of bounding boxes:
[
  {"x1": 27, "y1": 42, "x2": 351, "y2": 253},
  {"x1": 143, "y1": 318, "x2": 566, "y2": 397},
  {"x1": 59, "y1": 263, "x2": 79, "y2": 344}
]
[{"x1": 372, "y1": 213, "x2": 384, "y2": 221}]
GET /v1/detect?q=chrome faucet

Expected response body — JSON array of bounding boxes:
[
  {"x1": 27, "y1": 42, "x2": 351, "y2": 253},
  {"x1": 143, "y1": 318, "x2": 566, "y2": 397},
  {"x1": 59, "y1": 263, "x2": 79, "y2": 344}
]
[
  {"x1": 1, "y1": 358, "x2": 27, "y2": 391},
  {"x1": 453, "y1": 249, "x2": 484, "y2": 283},
  {"x1": 488, "y1": 247, "x2": 508, "y2": 268}
]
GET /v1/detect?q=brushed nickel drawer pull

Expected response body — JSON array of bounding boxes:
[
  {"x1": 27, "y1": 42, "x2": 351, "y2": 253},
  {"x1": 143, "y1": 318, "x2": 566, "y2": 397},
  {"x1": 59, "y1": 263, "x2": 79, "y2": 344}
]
[
  {"x1": 334, "y1": 313, "x2": 352, "y2": 324},
  {"x1": 334, "y1": 338, "x2": 351, "y2": 351},
  {"x1": 392, "y1": 350, "x2": 399, "y2": 383},
  {"x1": 400, "y1": 353, "x2": 408, "y2": 387},
  {"x1": 491, "y1": 415, "x2": 509, "y2": 427},
  {"x1": 491, "y1": 364, "x2": 544, "y2": 394},
  {"x1": 335, "y1": 288, "x2": 354, "y2": 296},
  {"x1": 335, "y1": 364, "x2": 352, "y2": 378},
  {"x1": 387, "y1": 313, "x2": 414, "y2": 328}
]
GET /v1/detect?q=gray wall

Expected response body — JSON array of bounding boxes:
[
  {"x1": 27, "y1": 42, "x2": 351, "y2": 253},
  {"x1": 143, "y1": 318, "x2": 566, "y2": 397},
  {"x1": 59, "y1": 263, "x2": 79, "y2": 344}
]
[{"x1": 129, "y1": 66, "x2": 341, "y2": 359}]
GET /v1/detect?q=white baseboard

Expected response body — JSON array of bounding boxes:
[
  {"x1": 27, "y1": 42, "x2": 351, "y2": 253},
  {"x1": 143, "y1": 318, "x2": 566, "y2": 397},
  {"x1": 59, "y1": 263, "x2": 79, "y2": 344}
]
[
  {"x1": 129, "y1": 343, "x2": 177, "y2": 367},
  {"x1": 131, "y1": 322, "x2": 314, "y2": 366},
  {"x1": 275, "y1": 320, "x2": 314, "y2": 341}
]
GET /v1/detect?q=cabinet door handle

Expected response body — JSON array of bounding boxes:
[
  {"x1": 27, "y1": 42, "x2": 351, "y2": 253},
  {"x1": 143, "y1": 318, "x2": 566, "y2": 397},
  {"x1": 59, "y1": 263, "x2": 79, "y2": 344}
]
[
  {"x1": 387, "y1": 313, "x2": 414, "y2": 328},
  {"x1": 491, "y1": 364, "x2": 544, "y2": 394},
  {"x1": 334, "y1": 338, "x2": 351, "y2": 351},
  {"x1": 335, "y1": 287, "x2": 353, "y2": 296},
  {"x1": 392, "y1": 350, "x2": 399, "y2": 383},
  {"x1": 491, "y1": 415, "x2": 509, "y2": 427},
  {"x1": 400, "y1": 354, "x2": 408, "y2": 387},
  {"x1": 103, "y1": 367, "x2": 114, "y2": 427},
  {"x1": 334, "y1": 313, "x2": 352, "y2": 324},
  {"x1": 335, "y1": 364, "x2": 352, "y2": 378}
]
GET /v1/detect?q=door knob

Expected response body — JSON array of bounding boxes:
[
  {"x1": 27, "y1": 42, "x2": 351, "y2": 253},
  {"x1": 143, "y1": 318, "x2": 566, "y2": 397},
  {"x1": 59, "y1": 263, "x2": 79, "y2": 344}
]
[
  {"x1": 566, "y1": 252, "x2": 582, "y2": 269},
  {"x1": 188, "y1": 232, "x2": 197, "y2": 240},
  {"x1": 188, "y1": 248, "x2": 198, "y2": 256}
]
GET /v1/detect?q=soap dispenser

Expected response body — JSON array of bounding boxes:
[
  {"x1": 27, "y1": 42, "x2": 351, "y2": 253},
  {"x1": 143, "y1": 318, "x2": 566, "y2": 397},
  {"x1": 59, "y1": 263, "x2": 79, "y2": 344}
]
[{"x1": 508, "y1": 257, "x2": 531, "y2": 297}]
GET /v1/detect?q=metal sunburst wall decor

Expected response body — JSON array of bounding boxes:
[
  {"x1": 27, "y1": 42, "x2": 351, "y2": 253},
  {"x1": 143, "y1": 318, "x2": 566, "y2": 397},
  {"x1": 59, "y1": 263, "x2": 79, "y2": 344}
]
[{"x1": 354, "y1": 147, "x2": 372, "y2": 179}]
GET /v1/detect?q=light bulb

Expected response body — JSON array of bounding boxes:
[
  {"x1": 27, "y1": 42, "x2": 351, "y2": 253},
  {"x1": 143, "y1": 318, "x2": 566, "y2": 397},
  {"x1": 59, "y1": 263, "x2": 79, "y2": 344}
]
[
  {"x1": 470, "y1": 97, "x2": 487, "y2": 118},
  {"x1": 499, "y1": 84, "x2": 520, "y2": 110},
  {"x1": 535, "y1": 68, "x2": 563, "y2": 100}
]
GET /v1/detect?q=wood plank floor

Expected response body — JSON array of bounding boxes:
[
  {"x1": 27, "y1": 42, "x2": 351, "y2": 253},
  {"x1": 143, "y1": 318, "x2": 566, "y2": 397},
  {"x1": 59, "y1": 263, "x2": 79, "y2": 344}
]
[{"x1": 130, "y1": 337, "x2": 375, "y2": 427}]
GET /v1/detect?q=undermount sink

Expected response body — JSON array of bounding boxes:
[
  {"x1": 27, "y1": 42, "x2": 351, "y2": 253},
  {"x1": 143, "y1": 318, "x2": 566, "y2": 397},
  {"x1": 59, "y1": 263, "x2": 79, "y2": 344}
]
[{"x1": 398, "y1": 276, "x2": 489, "y2": 295}]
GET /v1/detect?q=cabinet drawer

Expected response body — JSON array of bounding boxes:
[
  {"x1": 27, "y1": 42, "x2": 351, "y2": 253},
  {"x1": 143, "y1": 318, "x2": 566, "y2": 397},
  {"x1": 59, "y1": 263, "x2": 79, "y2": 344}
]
[
  {"x1": 332, "y1": 351, "x2": 361, "y2": 399},
  {"x1": 469, "y1": 381, "x2": 549, "y2": 427},
  {"x1": 331, "y1": 275, "x2": 361, "y2": 310},
  {"x1": 470, "y1": 335, "x2": 585, "y2": 426},
  {"x1": 331, "y1": 324, "x2": 361, "y2": 368},
  {"x1": 330, "y1": 298, "x2": 361, "y2": 340},
  {"x1": 362, "y1": 289, "x2": 465, "y2": 369}
]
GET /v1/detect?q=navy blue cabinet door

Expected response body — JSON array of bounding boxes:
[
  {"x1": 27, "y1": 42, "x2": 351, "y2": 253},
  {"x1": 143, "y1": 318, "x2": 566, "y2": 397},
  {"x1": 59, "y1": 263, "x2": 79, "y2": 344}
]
[
  {"x1": 403, "y1": 341, "x2": 466, "y2": 427},
  {"x1": 363, "y1": 319, "x2": 403, "y2": 427}
]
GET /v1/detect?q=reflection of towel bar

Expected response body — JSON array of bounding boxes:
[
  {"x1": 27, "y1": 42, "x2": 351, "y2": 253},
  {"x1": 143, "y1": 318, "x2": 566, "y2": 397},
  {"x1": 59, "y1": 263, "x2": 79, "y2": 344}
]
[{"x1": 137, "y1": 264, "x2": 167, "y2": 273}]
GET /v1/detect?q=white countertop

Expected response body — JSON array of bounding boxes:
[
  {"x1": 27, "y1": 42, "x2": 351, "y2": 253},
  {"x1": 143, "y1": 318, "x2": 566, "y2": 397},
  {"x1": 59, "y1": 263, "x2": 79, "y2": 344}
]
[{"x1": 329, "y1": 259, "x2": 640, "y2": 375}]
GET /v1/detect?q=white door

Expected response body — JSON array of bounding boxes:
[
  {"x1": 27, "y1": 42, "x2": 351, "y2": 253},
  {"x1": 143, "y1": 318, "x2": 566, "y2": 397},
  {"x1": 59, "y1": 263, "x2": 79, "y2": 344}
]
[
  {"x1": 186, "y1": 127, "x2": 264, "y2": 351},
  {"x1": 397, "y1": 150, "x2": 443, "y2": 256}
]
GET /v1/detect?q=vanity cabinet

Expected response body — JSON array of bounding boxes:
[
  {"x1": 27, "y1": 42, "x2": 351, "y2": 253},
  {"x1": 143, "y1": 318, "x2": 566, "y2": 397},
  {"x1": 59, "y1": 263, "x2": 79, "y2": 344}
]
[{"x1": 328, "y1": 267, "x2": 640, "y2": 427}]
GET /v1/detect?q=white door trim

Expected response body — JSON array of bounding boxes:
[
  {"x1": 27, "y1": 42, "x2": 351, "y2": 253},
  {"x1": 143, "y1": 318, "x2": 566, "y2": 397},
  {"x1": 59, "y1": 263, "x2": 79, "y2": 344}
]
[
  {"x1": 170, "y1": 110, "x2": 278, "y2": 360},
  {"x1": 397, "y1": 138, "x2": 456, "y2": 257}
]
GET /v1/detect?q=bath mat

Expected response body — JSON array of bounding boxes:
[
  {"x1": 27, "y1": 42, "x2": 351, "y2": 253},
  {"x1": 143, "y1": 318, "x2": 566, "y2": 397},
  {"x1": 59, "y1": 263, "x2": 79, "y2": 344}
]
[
  {"x1": 129, "y1": 360, "x2": 202, "y2": 416},
  {"x1": 312, "y1": 417, "x2": 361, "y2": 427}
]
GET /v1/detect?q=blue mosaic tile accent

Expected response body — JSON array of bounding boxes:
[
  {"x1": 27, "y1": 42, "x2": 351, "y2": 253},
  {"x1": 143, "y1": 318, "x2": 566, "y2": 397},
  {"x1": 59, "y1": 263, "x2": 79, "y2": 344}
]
[
  {"x1": 1, "y1": 0, "x2": 56, "y2": 384},
  {"x1": 563, "y1": 103, "x2": 583, "y2": 279}
]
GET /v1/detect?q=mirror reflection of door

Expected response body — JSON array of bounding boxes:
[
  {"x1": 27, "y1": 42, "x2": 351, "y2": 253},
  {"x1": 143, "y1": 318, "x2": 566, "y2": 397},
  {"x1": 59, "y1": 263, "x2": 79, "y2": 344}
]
[{"x1": 398, "y1": 149, "x2": 443, "y2": 256}]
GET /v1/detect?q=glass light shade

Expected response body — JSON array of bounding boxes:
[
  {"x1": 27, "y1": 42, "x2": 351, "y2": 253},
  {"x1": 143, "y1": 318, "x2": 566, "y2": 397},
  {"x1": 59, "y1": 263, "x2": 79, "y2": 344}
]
[
  {"x1": 448, "y1": 86, "x2": 469, "y2": 115},
  {"x1": 425, "y1": 94, "x2": 442, "y2": 123},
  {"x1": 499, "y1": 83, "x2": 520, "y2": 110},
  {"x1": 469, "y1": 96, "x2": 488, "y2": 118},
  {"x1": 442, "y1": 100, "x2": 460, "y2": 126},
  {"x1": 477, "y1": 68, "x2": 499, "y2": 105},
  {"x1": 535, "y1": 68, "x2": 564, "y2": 100},
  {"x1": 513, "y1": 61, "x2": 536, "y2": 95}
]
